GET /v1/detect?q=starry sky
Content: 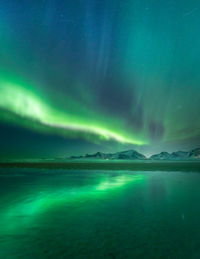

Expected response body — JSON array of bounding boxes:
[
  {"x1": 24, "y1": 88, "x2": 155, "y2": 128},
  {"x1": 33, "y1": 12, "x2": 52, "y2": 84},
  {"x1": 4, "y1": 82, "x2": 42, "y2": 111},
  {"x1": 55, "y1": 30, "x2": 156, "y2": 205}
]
[{"x1": 0, "y1": 0, "x2": 200, "y2": 159}]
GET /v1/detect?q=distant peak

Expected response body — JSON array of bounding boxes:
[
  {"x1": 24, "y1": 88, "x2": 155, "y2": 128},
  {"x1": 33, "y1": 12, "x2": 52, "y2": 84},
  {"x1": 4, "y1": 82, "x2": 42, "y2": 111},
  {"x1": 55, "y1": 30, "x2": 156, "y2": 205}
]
[
  {"x1": 70, "y1": 148, "x2": 200, "y2": 161},
  {"x1": 70, "y1": 149, "x2": 146, "y2": 160}
]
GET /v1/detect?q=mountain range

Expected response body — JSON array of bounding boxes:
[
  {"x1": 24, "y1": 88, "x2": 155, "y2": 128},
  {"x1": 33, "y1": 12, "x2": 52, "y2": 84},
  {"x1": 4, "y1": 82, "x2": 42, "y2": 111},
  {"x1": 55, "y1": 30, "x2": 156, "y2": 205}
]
[{"x1": 70, "y1": 148, "x2": 200, "y2": 161}]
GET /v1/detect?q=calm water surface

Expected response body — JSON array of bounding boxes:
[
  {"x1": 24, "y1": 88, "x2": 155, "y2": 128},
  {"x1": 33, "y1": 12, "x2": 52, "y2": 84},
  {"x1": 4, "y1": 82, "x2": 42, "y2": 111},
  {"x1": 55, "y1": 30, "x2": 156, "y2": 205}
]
[{"x1": 0, "y1": 169, "x2": 200, "y2": 258}]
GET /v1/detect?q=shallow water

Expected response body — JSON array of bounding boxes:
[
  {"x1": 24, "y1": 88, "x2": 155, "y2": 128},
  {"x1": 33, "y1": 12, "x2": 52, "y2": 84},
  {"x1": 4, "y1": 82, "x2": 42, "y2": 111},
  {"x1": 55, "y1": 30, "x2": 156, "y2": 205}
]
[{"x1": 0, "y1": 169, "x2": 200, "y2": 258}]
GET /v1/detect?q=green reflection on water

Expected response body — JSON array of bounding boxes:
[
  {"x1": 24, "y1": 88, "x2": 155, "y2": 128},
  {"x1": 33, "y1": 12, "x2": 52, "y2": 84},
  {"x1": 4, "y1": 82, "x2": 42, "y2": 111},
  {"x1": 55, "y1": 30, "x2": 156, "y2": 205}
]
[
  {"x1": 96, "y1": 174, "x2": 143, "y2": 191},
  {"x1": 0, "y1": 172, "x2": 145, "y2": 234}
]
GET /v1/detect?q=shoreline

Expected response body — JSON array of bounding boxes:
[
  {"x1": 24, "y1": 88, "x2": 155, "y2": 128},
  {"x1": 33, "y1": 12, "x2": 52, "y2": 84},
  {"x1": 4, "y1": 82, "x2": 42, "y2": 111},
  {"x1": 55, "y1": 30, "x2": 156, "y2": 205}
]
[{"x1": 1, "y1": 161, "x2": 200, "y2": 172}]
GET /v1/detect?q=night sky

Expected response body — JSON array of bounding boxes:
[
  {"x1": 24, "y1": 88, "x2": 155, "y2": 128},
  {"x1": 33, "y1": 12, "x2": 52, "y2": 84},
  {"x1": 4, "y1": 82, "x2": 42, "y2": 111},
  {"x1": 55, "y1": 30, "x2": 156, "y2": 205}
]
[{"x1": 0, "y1": 0, "x2": 200, "y2": 159}]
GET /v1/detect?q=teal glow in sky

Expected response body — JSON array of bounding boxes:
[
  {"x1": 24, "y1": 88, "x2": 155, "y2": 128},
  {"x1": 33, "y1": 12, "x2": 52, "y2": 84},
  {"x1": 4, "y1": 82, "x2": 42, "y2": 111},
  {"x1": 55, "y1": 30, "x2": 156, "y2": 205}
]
[{"x1": 0, "y1": 0, "x2": 200, "y2": 157}]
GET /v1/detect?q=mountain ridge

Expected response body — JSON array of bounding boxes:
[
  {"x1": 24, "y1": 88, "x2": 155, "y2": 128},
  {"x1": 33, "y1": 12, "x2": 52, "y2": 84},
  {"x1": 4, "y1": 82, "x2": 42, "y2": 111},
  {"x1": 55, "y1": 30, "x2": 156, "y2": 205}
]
[
  {"x1": 70, "y1": 148, "x2": 200, "y2": 160},
  {"x1": 70, "y1": 149, "x2": 146, "y2": 160}
]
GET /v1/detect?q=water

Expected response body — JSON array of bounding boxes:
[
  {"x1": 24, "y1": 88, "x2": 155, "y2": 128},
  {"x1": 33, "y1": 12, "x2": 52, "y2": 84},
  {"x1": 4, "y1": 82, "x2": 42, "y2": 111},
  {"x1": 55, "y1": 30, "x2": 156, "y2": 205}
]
[{"x1": 0, "y1": 169, "x2": 200, "y2": 258}]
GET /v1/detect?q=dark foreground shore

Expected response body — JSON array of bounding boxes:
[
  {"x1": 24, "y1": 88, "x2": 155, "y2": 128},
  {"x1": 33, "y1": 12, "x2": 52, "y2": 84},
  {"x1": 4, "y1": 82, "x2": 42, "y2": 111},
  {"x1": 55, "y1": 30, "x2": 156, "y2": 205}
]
[{"x1": 1, "y1": 161, "x2": 200, "y2": 172}]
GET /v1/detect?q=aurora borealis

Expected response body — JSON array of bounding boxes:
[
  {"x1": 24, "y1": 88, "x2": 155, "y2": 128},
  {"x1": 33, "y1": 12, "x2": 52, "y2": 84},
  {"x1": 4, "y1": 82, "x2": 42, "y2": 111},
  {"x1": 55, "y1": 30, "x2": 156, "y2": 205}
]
[{"x1": 0, "y1": 0, "x2": 200, "y2": 158}]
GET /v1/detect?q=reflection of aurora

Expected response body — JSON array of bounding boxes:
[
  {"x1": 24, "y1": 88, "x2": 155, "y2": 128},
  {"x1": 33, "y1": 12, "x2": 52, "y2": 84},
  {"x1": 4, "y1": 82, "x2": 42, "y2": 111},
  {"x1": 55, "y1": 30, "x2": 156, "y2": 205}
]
[{"x1": 0, "y1": 174, "x2": 144, "y2": 234}]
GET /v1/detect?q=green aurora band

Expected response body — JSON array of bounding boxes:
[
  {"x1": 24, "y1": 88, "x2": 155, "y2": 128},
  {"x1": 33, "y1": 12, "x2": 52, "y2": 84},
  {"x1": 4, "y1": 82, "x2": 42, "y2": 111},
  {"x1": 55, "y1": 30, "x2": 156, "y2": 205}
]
[{"x1": 0, "y1": 79, "x2": 146, "y2": 145}]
